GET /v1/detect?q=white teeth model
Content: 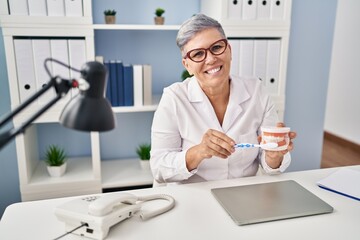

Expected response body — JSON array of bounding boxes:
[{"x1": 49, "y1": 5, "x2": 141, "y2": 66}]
[
  {"x1": 263, "y1": 136, "x2": 284, "y2": 143},
  {"x1": 207, "y1": 67, "x2": 220, "y2": 74}
]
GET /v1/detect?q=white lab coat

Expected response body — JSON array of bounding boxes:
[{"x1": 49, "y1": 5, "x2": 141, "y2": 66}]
[{"x1": 151, "y1": 75, "x2": 290, "y2": 185}]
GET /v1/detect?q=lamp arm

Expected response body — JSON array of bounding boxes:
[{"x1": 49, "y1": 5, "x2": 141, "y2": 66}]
[{"x1": 0, "y1": 76, "x2": 75, "y2": 150}]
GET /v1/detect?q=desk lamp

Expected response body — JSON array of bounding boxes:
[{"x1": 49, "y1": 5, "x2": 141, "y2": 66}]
[{"x1": 0, "y1": 58, "x2": 116, "y2": 150}]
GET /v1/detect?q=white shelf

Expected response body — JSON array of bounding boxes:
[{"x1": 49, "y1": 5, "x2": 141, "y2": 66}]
[
  {"x1": 29, "y1": 157, "x2": 96, "y2": 186},
  {"x1": 112, "y1": 94, "x2": 161, "y2": 113},
  {"x1": 112, "y1": 105, "x2": 157, "y2": 113},
  {"x1": 21, "y1": 157, "x2": 101, "y2": 200},
  {"x1": 20, "y1": 157, "x2": 101, "y2": 201},
  {"x1": 0, "y1": 16, "x2": 92, "y2": 27},
  {"x1": 93, "y1": 24, "x2": 180, "y2": 31},
  {"x1": 101, "y1": 159, "x2": 153, "y2": 189}
]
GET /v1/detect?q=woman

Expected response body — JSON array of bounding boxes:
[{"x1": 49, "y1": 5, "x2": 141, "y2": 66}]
[{"x1": 150, "y1": 14, "x2": 296, "y2": 185}]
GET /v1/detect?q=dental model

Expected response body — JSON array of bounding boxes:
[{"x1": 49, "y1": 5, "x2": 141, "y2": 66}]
[{"x1": 261, "y1": 126, "x2": 291, "y2": 151}]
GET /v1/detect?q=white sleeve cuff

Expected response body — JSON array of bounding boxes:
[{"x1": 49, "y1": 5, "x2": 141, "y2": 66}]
[
  {"x1": 155, "y1": 150, "x2": 197, "y2": 182},
  {"x1": 261, "y1": 151, "x2": 291, "y2": 174}
]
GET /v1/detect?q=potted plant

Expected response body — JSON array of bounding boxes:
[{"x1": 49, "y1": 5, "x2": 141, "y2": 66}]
[
  {"x1": 154, "y1": 8, "x2": 165, "y2": 25},
  {"x1": 104, "y1": 9, "x2": 117, "y2": 24},
  {"x1": 136, "y1": 143, "x2": 151, "y2": 170},
  {"x1": 45, "y1": 145, "x2": 67, "y2": 177}
]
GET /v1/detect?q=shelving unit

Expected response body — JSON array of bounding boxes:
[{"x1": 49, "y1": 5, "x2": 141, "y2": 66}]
[
  {"x1": 0, "y1": 0, "x2": 162, "y2": 201},
  {"x1": 0, "y1": 0, "x2": 102, "y2": 201},
  {"x1": 1, "y1": 0, "x2": 292, "y2": 201}
]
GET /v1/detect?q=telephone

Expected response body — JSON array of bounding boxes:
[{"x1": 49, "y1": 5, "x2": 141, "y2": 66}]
[{"x1": 54, "y1": 192, "x2": 175, "y2": 240}]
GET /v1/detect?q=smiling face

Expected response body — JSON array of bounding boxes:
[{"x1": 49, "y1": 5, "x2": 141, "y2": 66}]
[{"x1": 182, "y1": 28, "x2": 232, "y2": 92}]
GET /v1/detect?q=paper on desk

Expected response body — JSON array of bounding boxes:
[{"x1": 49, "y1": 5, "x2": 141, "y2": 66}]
[{"x1": 317, "y1": 168, "x2": 360, "y2": 201}]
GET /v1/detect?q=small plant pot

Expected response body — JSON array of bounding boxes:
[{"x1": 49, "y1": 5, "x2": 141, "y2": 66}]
[
  {"x1": 47, "y1": 162, "x2": 67, "y2": 177},
  {"x1": 139, "y1": 160, "x2": 150, "y2": 170},
  {"x1": 105, "y1": 15, "x2": 116, "y2": 24},
  {"x1": 154, "y1": 16, "x2": 164, "y2": 25}
]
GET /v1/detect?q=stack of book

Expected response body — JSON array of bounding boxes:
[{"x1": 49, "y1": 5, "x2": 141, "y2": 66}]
[{"x1": 103, "y1": 60, "x2": 152, "y2": 107}]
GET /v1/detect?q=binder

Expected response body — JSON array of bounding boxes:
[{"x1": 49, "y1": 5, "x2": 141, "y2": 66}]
[
  {"x1": 265, "y1": 40, "x2": 280, "y2": 94},
  {"x1": 28, "y1": 0, "x2": 47, "y2": 16},
  {"x1": 8, "y1": 0, "x2": 28, "y2": 15},
  {"x1": 109, "y1": 61, "x2": 118, "y2": 106},
  {"x1": 68, "y1": 39, "x2": 87, "y2": 97},
  {"x1": 239, "y1": 40, "x2": 254, "y2": 77},
  {"x1": 123, "y1": 64, "x2": 134, "y2": 106},
  {"x1": 103, "y1": 61, "x2": 112, "y2": 103},
  {"x1": 227, "y1": 0, "x2": 243, "y2": 20},
  {"x1": 0, "y1": 0, "x2": 8, "y2": 15},
  {"x1": 133, "y1": 65, "x2": 144, "y2": 107},
  {"x1": 242, "y1": 0, "x2": 257, "y2": 20},
  {"x1": 142, "y1": 65, "x2": 152, "y2": 105},
  {"x1": 50, "y1": 39, "x2": 71, "y2": 103},
  {"x1": 64, "y1": 0, "x2": 83, "y2": 17},
  {"x1": 270, "y1": 0, "x2": 285, "y2": 20},
  {"x1": 253, "y1": 40, "x2": 267, "y2": 83},
  {"x1": 32, "y1": 39, "x2": 55, "y2": 105},
  {"x1": 228, "y1": 39, "x2": 240, "y2": 77},
  {"x1": 13, "y1": 39, "x2": 36, "y2": 103},
  {"x1": 257, "y1": 0, "x2": 271, "y2": 20},
  {"x1": 47, "y1": 0, "x2": 65, "y2": 16},
  {"x1": 115, "y1": 60, "x2": 124, "y2": 106}
]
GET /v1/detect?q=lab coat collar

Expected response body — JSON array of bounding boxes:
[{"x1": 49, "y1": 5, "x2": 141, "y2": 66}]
[
  {"x1": 187, "y1": 76, "x2": 204, "y2": 102},
  {"x1": 222, "y1": 76, "x2": 251, "y2": 131}
]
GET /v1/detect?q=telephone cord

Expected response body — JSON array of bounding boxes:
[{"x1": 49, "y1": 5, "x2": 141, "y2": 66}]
[{"x1": 136, "y1": 194, "x2": 175, "y2": 220}]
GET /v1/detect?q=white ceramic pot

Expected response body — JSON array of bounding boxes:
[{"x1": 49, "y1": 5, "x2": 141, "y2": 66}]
[
  {"x1": 47, "y1": 162, "x2": 67, "y2": 177},
  {"x1": 139, "y1": 160, "x2": 150, "y2": 170}
]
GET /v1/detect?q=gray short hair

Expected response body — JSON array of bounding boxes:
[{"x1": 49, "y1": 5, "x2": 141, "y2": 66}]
[{"x1": 176, "y1": 14, "x2": 226, "y2": 53}]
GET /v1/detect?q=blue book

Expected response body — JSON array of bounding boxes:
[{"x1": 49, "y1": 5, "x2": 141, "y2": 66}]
[
  {"x1": 123, "y1": 64, "x2": 134, "y2": 106},
  {"x1": 115, "y1": 60, "x2": 124, "y2": 106},
  {"x1": 109, "y1": 61, "x2": 118, "y2": 106},
  {"x1": 103, "y1": 61, "x2": 112, "y2": 104}
]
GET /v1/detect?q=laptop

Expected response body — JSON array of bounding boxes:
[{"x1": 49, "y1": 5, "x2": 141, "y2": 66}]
[{"x1": 211, "y1": 180, "x2": 333, "y2": 225}]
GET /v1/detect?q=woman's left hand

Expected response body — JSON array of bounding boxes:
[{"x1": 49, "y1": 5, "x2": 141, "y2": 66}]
[{"x1": 259, "y1": 122, "x2": 297, "y2": 169}]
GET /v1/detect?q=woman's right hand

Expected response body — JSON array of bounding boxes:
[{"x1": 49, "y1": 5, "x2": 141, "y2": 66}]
[{"x1": 185, "y1": 129, "x2": 235, "y2": 171}]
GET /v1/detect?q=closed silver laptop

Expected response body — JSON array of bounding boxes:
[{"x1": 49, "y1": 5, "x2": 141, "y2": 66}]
[{"x1": 211, "y1": 180, "x2": 333, "y2": 225}]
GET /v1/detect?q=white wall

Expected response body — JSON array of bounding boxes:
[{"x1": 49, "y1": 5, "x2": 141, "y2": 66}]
[{"x1": 324, "y1": 0, "x2": 360, "y2": 144}]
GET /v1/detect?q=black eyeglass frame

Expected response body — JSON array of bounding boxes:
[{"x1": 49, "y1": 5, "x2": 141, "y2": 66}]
[{"x1": 183, "y1": 38, "x2": 229, "y2": 63}]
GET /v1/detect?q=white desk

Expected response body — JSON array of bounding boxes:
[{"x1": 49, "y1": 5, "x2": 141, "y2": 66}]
[{"x1": 1, "y1": 166, "x2": 359, "y2": 240}]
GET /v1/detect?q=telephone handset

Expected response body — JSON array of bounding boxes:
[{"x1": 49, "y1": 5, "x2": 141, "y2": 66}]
[
  {"x1": 88, "y1": 192, "x2": 138, "y2": 216},
  {"x1": 55, "y1": 192, "x2": 175, "y2": 240}
]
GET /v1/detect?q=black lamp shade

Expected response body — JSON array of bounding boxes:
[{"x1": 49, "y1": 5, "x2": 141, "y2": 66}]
[{"x1": 60, "y1": 61, "x2": 116, "y2": 131}]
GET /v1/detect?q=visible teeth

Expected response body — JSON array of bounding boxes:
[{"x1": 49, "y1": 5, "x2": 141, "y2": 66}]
[
  {"x1": 263, "y1": 136, "x2": 284, "y2": 142},
  {"x1": 207, "y1": 67, "x2": 220, "y2": 74}
]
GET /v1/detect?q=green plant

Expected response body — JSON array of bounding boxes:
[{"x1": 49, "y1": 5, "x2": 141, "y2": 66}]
[
  {"x1": 181, "y1": 69, "x2": 193, "y2": 81},
  {"x1": 136, "y1": 143, "x2": 151, "y2": 161},
  {"x1": 104, "y1": 9, "x2": 117, "y2": 16},
  {"x1": 45, "y1": 145, "x2": 67, "y2": 166},
  {"x1": 155, "y1": 8, "x2": 165, "y2": 17}
]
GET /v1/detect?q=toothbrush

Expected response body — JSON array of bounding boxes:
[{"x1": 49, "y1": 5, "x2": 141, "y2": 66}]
[{"x1": 234, "y1": 142, "x2": 278, "y2": 149}]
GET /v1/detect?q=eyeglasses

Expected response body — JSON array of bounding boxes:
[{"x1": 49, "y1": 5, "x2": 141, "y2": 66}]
[{"x1": 183, "y1": 39, "x2": 228, "y2": 63}]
